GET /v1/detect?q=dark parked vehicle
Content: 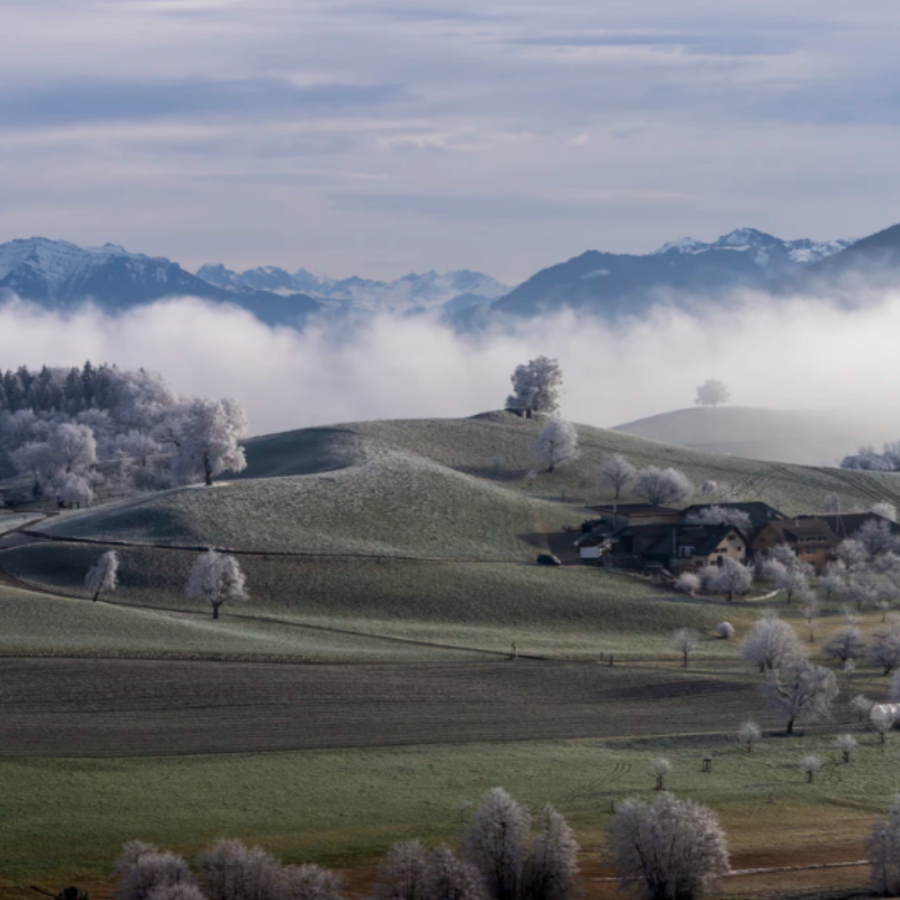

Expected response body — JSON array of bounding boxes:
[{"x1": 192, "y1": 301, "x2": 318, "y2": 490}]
[{"x1": 536, "y1": 553, "x2": 562, "y2": 566}]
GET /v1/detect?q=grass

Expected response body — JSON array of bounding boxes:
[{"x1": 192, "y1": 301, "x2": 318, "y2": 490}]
[{"x1": 2, "y1": 731, "x2": 897, "y2": 888}]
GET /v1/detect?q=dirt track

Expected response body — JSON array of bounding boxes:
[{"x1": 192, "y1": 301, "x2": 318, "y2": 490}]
[{"x1": 0, "y1": 658, "x2": 780, "y2": 757}]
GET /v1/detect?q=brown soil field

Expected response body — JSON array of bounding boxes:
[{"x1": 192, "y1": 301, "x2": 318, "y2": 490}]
[{"x1": 0, "y1": 658, "x2": 788, "y2": 757}]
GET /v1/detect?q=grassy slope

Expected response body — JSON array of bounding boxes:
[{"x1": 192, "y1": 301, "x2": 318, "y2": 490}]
[{"x1": 612, "y1": 405, "x2": 892, "y2": 466}]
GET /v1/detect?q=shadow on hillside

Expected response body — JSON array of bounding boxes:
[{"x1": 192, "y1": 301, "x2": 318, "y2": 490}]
[
  {"x1": 452, "y1": 464, "x2": 531, "y2": 483},
  {"x1": 229, "y1": 427, "x2": 360, "y2": 480}
]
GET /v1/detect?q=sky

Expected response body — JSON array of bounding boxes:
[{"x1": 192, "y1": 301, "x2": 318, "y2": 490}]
[{"x1": 4, "y1": 0, "x2": 900, "y2": 282}]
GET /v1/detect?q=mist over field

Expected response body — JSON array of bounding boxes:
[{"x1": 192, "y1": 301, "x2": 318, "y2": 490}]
[{"x1": 1, "y1": 289, "x2": 899, "y2": 445}]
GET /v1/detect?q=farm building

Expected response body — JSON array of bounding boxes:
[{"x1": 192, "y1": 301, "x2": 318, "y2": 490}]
[
  {"x1": 751, "y1": 517, "x2": 837, "y2": 571},
  {"x1": 819, "y1": 512, "x2": 900, "y2": 541},
  {"x1": 589, "y1": 504, "x2": 681, "y2": 530},
  {"x1": 607, "y1": 523, "x2": 748, "y2": 570}
]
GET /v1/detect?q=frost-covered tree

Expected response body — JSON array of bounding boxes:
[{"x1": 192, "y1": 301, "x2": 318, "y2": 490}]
[
  {"x1": 762, "y1": 659, "x2": 838, "y2": 735},
  {"x1": 521, "y1": 805, "x2": 579, "y2": 900},
  {"x1": 632, "y1": 467, "x2": 693, "y2": 507},
  {"x1": 800, "y1": 593, "x2": 821, "y2": 643},
  {"x1": 161, "y1": 398, "x2": 248, "y2": 486},
  {"x1": 671, "y1": 629, "x2": 700, "y2": 668},
  {"x1": 694, "y1": 380, "x2": 730, "y2": 408},
  {"x1": 873, "y1": 502, "x2": 899, "y2": 524},
  {"x1": 739, "y1": 612, "x2": 805, "y2": 673},
  {"x1": 824, "y1": 626, "x2": 868, "y2": 664},
  {"x1": 421, "y1": 845, "x2": 485, "y2": 900},
  {"x1": 598, "y1": 454, "x2": 635, "y2": 501},
  {"x1": 85, "y1": 550, "x2": 119, "y2": 602},
  {"x1": 712, "y1": 559, "x2": 754, "y2": 602},
  {"x1": 531, "y1": 420, "x2": 579, "y2": 474},
  {"x1": 115, "y1": 845, "x2": 196, "y2": 900},
  {"x1": 871, "y1": 706, "x2": 896, "y2": 744},
  {"x1": 195, "y1": 839, "x2": 280, "y2": 900},
  {"x1": 868, "y1": 794, "x2": 900, "y2": 896},
  {"x1": 851, "y1": 694, "x2": 875, "y2": 722},
  {"x1": 506, "y1": 358, "x2": 563, "y2": 416},
  {"x1": 700, "y1": 480, "x2": 717, "y2": 498},
  {"x1": 462, "y1": 788, "x2": 531, "y2": 900},
  {"x1": 834, "y1": 733, "x2": 857, "y2": 764},
  {"x1": 760, "y1": 555, "x2": 812, "y2": 605},
  {"x1": 59, "y1": 471, "x2": 96, "y2": 507},
  {"x1": 675, "y1": 572, "x2": 701, "y2": 595},
  {"x1": 798, "y1": 754, "x2": 823, "y2": 783},
  {"x1": 186, "y1": 550, "x2": 249, "y2": 619},
  {"x1": 651, "y1": 758, "x2": 670, "y2": 791},
  {"x1": 279, "y1": 866, "x2": 343, "y2": 900},
  {"x1": 869, "y1": 623, "x2": 900, "y2": 675},
  {"x1": 371, "y1": 840, "x2": 428, "y2": 900},
  {"x1": 606, "y1": 794, "x2": 729, "y2": 900},
  {"x1": 685, "y1": 506, "x2": 751, "y2": 533},
  {"x1": 859, "y1": 519, "x2": 898, "y2": 558},
  {"x1": 837, "y1": 539, "x2": 869, "y2": 571},
  {"x1": 737, "y1": 720, "x2": 762, "y2": 753},
  {"x1": 818, "y1": 562, "x2": 846, "y2": 603}
]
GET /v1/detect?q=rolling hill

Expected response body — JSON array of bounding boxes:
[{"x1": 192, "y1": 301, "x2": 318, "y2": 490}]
[{"x1": 613, "y1": 406, "x2": 897, "y2": 466}]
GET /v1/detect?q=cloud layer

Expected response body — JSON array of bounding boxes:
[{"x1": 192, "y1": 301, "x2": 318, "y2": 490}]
[
  {"x1": 4, "y1": 1, "x2": 900, "y2": 280},
  {"x1": 0, "y1": 294, "x2": 897, "y2": 451}
]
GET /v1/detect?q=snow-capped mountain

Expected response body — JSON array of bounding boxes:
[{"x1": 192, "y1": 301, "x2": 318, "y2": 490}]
[
  {"x1": 654, "y1": 228, "x2": 853, "y2": 277},
  {"x1": 197, "y1": 263, "x2": 510, "y2": 312},
  {"x1": 488, "y1": 227, "x2": 855, "y2": 320},
  {"x1": 0, "y1": 237, "x2": 324, "y2": 325}
]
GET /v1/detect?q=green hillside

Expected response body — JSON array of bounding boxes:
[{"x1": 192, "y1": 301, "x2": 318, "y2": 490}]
[{"x1": 613, "y1": 405, "x2": 895, "y2": 466}]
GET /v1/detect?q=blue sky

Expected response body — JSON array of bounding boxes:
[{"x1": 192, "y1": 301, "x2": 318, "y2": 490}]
[{"x1": 3, "y1": 0, "x2": 900, "y2": 281}]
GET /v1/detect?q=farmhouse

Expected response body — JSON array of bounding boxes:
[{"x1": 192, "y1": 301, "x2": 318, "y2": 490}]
[
  {"x1": 608, "y1": 523, "x2": 747, "y2": 570},
  {"x1": 751, "y1": 517, "x2": 837, "y2": 571},
  {"x1": 588, "y1": 504, "x2": 681, "y2": 529},
  {"x1": 819, "y1": 512, "x2": 900, "y2": 541}
]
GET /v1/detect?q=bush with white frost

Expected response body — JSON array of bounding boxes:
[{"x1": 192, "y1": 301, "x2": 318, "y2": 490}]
[
  {"x1": 186, "y1": 550, "x2": 249, "y2": 619},
  {"x1": 632, "y1": 467, "x2": 693, "y2": 507},
  {"x1": 737, "y1": 720, "x2": 761, "y2": 753},
  {"x1": 675, "y1": 572, "x2": 701, "y2": 595},
  {"x1": 651, "y1": 758, "x2": 670, "y2": 791},
  {"x1": 716, "y1": 622, "x2": 735, "y2": 640},
  {"x1": 606, "y1": 794, "x2": 729, "y2": 900},
  {"x1": 834, "y1": 733, "x2": 857, "y2": 763},
  {"x1": 85, "y1": 550, "x2": 119, "y2": 602},
  {"x1": 799, "y1": 754, "x2": 823, "y2": 783}
]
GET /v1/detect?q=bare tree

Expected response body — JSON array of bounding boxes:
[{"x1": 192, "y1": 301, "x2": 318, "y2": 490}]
[
  {"x1": 651, "y1": 758, "x2": 671, "y2": 791},
  {"x1": 716, "y1": 622, "x2": 735, "y2": 640},
  {"x1": 421, "y1": 845, "x2": 485, "y2": 900},
  {"x1": 737, "y1": 720, "x2": 762, "y2": 753},
  {"x1": 834, "y1": 733, "x2": 857, "y2": 764},
  {"x1": 799, "y1": 755, "x2": 823, "y2": 783},
  {"x1": 279, "y1": 865, "x2": 343, "y2": 900},
  {"x1": 506, "y1": 358, "x2": 563, "y2": 416},
  {"x1": 606, "y1": 794, "x2": 729, "y2": 900},
  {"x1": 186, "y1": 549, "x2": 249, "y2": 619},
  {"x1": 739, "y1": 612, "x2": 806, "y2": 673},
  {"x1": 761, "y1": 659, "x2": 838, "y2": 735},
  {"x1": 694, "y1": 380, "x2": 730, "y2": 408},
  {"x1": 867, "y1": 794, "x2": 900, "y2": 896},
  {"x1": 824, "y1": 626, "x2": 868, "y2": 664},
  {"x1": 598, "y1": 454, "x2": 635, "y2": 501},
  {"x1": 85, "y1": 549, "x2": 119, "y2": 602},
  {"x1": 531, "y1": 420, "x2": 579, "y2": 474},
  {"x1": 195, "y1": 839, "x2": 280, "y2": 900},
  {"x1": 869, "y1": 624, "x2": 900, "y2": 675},
  {"x1": 521, "y1": 805, "x2": 579, "y2": 900},
  {"x1": 712, "y1": 559, "x2": 754, "y2": 602},
  {"x1": 462, "y1": 788, "x2": 531, "y2": 900},
  {"x1": 115, "y1": 846, "x2": 196, "y2": 900},
  {"x1": 371, "y1": 841, "x2": 428, "y2": 900},
  {"x1": 632, "y1": 467, "x2": 693, "y2": 507},
  {"x1": 671, "y1": 629, "x2": 700, "y2": 668}
]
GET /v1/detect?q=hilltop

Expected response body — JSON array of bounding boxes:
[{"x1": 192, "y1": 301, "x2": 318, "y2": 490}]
[{"x1": 613, "y1": 406, "x2": 896, "y2": 466}]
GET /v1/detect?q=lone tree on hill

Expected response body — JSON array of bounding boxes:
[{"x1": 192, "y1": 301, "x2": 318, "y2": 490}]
[
  {"x1": 532, "y1": 419, "x2": 579, "y2": 473},
  {"x1": 762, "y1": 659, "x2": 838, "y2": 735},
  {"x1": 632, "y1": 466, "x2": 693, "y2": 507},
  {"x1": 186, "y1": 549, "x2": 249, "y2": 619},
  {"x1": 598, "y1": 453, "x2": 635, "y2": 501},
  {"x1": 85, "y1": 550, "x2": 119, "y2": 602},
  {"x1": 506, "y1": 357, "x2": 563, "y2": 416},
  {"x1": 607, "y1": 793, "x2": 729, "y2": 900},
  {"x1": 695, "y1": 380, "x2": 730, "y2": 408},
  {"x1": 672, "y1": 629, "x2": 700, "y2": 668},
  {"x1": 868, "y1": 794, "x2": 900, "y2": 896}
]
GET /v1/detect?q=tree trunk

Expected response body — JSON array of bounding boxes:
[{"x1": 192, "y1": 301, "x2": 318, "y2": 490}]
[
  {"x1": 786, "y1": 718, "x2": 795, "y2": 736},
  {"x1": 212, "y1": 602, "x2": 220, "y2": 620},
  {"x1": 204, "y1": 454, "x2": 213, "y2": 486},
  {"x1": 92, "y1": 590, "x2": 100, "y2": 602}
]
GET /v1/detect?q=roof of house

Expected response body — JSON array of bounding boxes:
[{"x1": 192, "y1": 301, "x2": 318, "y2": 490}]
[
  {"x1": 818, "y1": 513, "x2": 900, "y2": 539},
  {"x1": 756, "y1": 517, "x2": 837, "y2": 543},
  {"x1": 617, "y1": 523, "x2": 744, "y2": 558},
  {"x1": 680, "y1": 502, "x2": 785, "y2": 528},
  {"x1": 591, "y1": 504, "x2": 680, "y2": 516}
]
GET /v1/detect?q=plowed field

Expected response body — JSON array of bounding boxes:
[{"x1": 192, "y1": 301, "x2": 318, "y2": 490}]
[{"x1": 0, "y1": 658, "x2": 781, "y2": 757}]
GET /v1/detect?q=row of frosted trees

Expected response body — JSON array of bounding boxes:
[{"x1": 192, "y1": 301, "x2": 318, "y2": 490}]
[{"x1": 112, "y1": 785, "x2": 900, "y2": 900}]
